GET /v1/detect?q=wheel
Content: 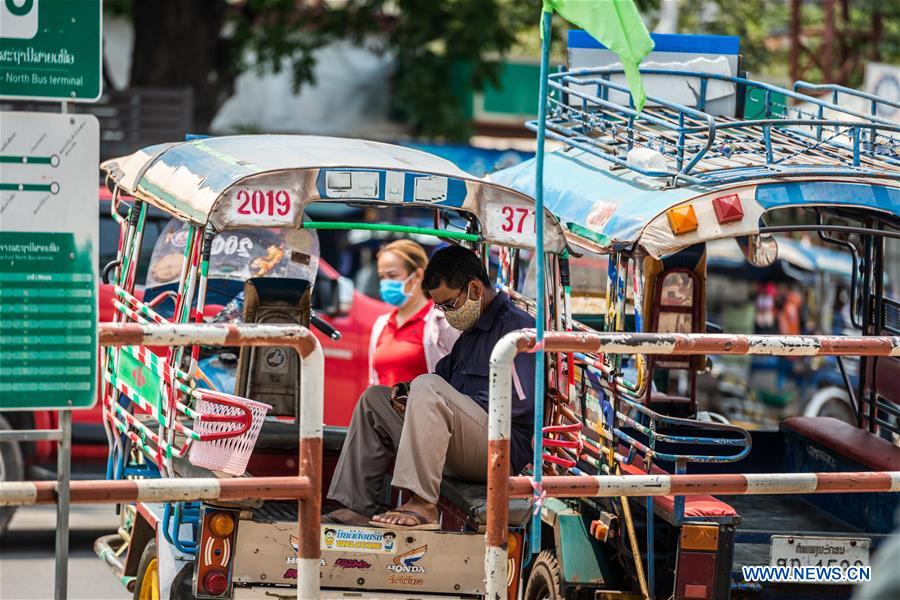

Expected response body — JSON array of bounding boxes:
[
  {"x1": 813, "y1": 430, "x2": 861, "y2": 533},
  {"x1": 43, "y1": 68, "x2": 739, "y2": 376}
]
[
  {"x1": 133, "y1": 540, "x2": 159, "y2": 600},
  {"x1": 804, "y1": 386, "x2": 854, "y2": 424},
  {"x1": 524, "y1": 550, "x2": 564, "y2": 600},
  {"x1": 0, "y1": 415, "x2": 25, "y2": 538},
  {"x1": 816, "y1": 397, "x2": 855, "y2": 423}
]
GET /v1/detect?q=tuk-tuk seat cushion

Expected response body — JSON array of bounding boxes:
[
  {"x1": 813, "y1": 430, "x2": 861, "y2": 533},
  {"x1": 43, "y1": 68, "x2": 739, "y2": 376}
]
[
  {"x1": 782, "y1": 416, "x2": 900, "y2": 472},
  {"x1": 440, "y1": 477, "x2": 533, "y2": 527},
  {"x1": 619, "y1": 461, "x2": 738, "y2": 519}
]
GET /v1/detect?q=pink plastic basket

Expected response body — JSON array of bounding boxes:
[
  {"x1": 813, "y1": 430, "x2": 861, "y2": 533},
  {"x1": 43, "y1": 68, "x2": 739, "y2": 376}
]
[{"x1": 188, "y1": 393, "x2": 271, "y2": 476}]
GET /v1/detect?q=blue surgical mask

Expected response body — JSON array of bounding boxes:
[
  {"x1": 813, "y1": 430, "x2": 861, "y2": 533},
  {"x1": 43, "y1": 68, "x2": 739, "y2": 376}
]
[{"x1": 379, "y1": 274, "x2": 413, "y2": 307}]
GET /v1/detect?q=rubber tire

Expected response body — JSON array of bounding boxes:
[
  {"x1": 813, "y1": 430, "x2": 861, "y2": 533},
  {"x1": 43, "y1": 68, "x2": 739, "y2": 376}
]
[
  {"x1": 524, "y1": 550, "x2": 564, "y2": 600},
  {"x1": 169, "y1": 562, "x2": 198, "y2": 600},
  {"x1": 815, "y1": 397, "x2": 855, "y2": 424},
  {"x1": 0, "y1": 414, "x2": 25, "y2": 538},
  {"x1": 133, "y1": 540, "x2": 158, "y2": 600}
]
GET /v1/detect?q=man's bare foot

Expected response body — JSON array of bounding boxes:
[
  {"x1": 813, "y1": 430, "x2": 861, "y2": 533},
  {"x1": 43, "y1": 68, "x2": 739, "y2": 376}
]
[
  {"x1": 322, "y1": 507, "x2": 370, "y2": 526},
  {"x1": 370, "y1": 495, "x2": 438, "y2": 528}
]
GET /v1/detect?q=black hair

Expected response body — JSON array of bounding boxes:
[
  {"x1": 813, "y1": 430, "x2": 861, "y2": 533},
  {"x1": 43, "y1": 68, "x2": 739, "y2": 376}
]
[
  {"x1": 382, "y1": 531, "x2": 396, "y2": 539},
  {"x1": 422, "y1": 244, "x2": 490, "y2": 292},
  {"x1": 324, "y1": 528, "x2": 337, "y2": 536}
]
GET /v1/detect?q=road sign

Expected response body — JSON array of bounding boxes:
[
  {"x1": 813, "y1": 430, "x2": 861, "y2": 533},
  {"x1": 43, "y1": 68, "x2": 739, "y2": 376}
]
[
  {"x1": 0, "y1": 0, "x2": 102, "y2": 101},
  {"x1": 0, "y1": 111, "x2": 99, "y2": 410}
]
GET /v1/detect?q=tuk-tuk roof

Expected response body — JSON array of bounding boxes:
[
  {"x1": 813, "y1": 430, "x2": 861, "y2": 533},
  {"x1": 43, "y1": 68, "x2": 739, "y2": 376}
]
[
  {"x1": 101, "y1": 135, "x2": 567, "y2": 252},
  {"x1": 491, "y1": 147, "x2": 900, "y2": 258}
]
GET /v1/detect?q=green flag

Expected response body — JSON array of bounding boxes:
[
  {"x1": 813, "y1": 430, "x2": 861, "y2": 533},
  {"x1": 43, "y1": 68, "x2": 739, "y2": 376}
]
[{"x1": 544, "y1": 0, "x2": 654, "y2": 111}]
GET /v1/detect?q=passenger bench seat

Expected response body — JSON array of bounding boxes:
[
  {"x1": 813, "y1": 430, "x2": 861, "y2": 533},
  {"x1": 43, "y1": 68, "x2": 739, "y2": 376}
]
[
  {"x1": 619, "y1": 461, "x2": 738, "y2": 521},
  {"x1": 782, "y1": 416, "x2": 900, "y2": 472}
]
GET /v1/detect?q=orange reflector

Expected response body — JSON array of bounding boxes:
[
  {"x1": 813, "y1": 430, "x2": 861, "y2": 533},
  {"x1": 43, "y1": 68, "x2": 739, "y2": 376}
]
[
  {"x1": 712, "y1": 194, "x2": 743, "y2": 224},
  {"x1": 680, "y1": 524, "x2": 719, "y2": 551},
  {"x1": 209, "y1": 512, "x2": 235, "y2": 537},
  {"x1": 666, "y1": 205, "x2": 699, "y2": 235}
]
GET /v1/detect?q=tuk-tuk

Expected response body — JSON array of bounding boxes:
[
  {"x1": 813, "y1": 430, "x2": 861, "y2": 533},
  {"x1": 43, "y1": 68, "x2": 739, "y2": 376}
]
[
  {"x1": 97, "y1": 134, "x2": 569, "y2": 599},
  {"x1": 489, "y1": 53, "x2": 900, "y2": 598}
]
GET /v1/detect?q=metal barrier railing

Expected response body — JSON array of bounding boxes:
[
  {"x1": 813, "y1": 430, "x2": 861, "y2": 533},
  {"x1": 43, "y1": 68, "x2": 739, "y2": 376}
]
[
  {"x1": 0, "y1": 322, "x2": 324, "y2": 600},
  {"x1": 485, "y1": 331, "x2": 900, "y2": 599}
]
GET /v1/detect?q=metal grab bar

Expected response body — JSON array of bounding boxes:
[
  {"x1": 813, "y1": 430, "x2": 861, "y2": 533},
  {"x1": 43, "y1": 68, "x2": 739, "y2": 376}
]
[{"x1": 484, "y1": 330, "x2": 900, "y2": 599}]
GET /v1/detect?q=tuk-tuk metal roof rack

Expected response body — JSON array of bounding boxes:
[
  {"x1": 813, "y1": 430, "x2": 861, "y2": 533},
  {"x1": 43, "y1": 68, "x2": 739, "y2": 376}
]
[
  {"x1": 793, "y1": 80, "x2": 900, "y2": 123},
  {"x1": 526, "y1": 68, "x2": 900, "y2": 188}
]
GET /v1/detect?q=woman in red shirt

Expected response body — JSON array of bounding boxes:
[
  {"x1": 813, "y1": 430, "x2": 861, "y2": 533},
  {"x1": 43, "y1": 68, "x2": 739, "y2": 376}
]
[{"x1": 368, "y1": 240, "x2": 458, "y2": 387}]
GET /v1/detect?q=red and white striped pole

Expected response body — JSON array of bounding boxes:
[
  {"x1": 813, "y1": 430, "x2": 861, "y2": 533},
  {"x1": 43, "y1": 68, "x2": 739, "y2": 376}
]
[
  {"x1": 0, "y1": 476, "x2": 312, "y2": 506},
  {"x1": 3, "y1": 324, "x2": 325, "y2": 596},
  {"x1": 486, "y1": 330, "x2": 900, "y2": 598},
  {"x1": 507, "y1": 472, "x2": 900, "y2": 498},
  {"x1": 297, "y1": 334, "x2": 324, "y2": 600},
  {"x1": 103, "y1": 323, "x2": 325, "y2": 600}
]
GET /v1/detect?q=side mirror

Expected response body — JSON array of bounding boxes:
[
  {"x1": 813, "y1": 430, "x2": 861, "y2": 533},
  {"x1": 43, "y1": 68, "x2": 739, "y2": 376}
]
[
  {"x1": 705, "y1": 321, "x2": 724, "y2": 334},
  {"x1": 738, "y1": 234, "x2": 778, "y2": 268},
  {"x1": 312, "y1": 275, "x2": 354, "y2": 317},
  {"x1": 336, "y1": 276, "x2": 354, "y2": 315}
]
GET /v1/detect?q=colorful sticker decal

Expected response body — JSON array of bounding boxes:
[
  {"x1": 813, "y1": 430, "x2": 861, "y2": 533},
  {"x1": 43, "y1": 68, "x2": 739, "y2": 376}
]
[
  {"x1": 283, "y1": 561, "x2": 326, "y2": 579},
  {"x1": 320, "y1": 527, "x2": 397, "y2": 554},
  {"x1": 334, "y1": 558, "x2": 372, "y2": 570},
  {"x1": 388, "y1": 574, "x2": 424, "y2": 586},
  {"x1": 387, "y1": 545, "x2": 428, "y2": 574}
]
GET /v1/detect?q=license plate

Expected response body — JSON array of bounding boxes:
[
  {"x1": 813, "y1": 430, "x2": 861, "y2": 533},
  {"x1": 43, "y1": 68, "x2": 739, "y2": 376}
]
[{"x1": 770, "y1": 535, "x2": 870, "y2": 571}]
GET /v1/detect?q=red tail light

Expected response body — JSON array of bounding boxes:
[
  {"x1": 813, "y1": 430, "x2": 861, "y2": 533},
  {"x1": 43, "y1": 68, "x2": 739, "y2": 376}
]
[
  {"x1": 675, "y1": 551, "x2": 717, "y2": 599},
  {"x1": 194, "y1": 508, "x2": 239, "y2": 598},
  {"x1": 202, "y1": 570, "x2": 228, "y2": 596}
]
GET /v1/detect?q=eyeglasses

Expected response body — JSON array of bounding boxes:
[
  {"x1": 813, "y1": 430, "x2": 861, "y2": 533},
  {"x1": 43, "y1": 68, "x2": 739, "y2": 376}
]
[{"x1": 433, "y1": 285, "x2": 467, "y2": 312}]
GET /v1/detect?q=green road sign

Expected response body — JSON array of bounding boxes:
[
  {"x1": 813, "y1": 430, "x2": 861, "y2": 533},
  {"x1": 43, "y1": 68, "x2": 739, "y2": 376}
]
[
  {"x1": 0, "y1": 0, "x2": 102, "y2": 101},
  {"x1": 0, "y1": 112, "x2": 99, "y2": 410}
]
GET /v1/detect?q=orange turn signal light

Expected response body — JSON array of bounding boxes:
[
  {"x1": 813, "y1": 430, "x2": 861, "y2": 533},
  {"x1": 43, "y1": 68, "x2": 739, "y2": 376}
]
[
  {"x1": 667, "y1": 205, "x2": 699, "y2": 235},
  {"x1": 208, "y1": 512, "x2": 235, "y2": 538},
  {"x1": 680, "y1": 524, "x2": 719, "y2": 551}
]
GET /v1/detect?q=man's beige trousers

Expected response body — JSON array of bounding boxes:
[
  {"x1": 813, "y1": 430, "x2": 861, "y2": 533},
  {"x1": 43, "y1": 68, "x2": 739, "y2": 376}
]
[{"x1": 327, "y1": 374, "x2": 488, "y2": 516}]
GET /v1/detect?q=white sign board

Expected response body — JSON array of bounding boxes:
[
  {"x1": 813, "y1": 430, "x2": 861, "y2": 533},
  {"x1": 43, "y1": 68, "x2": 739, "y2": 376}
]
[
  {"x1": 864, "y1": 63, "x2": 899, "y2": 121},
  {"x1": 0, "y1": 111, "x2": 100, "y2": 409}
]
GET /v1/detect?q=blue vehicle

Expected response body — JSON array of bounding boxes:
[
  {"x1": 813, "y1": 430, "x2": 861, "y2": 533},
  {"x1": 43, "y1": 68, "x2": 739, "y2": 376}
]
[{"x1": 490, "y1": 32, "x2": 900, "y2": 600}]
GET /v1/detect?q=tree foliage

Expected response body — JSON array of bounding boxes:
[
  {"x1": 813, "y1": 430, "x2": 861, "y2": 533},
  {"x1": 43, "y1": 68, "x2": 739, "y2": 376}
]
[
  {"x1": 119, "y1": 0, "x2": 541, "y2": 139},
  {"x1": 676, "y1": 0, "x2": 899, "y2": 86},
  {"x1": 677, "y1": 0, "x2": 790, "y2": 78}
]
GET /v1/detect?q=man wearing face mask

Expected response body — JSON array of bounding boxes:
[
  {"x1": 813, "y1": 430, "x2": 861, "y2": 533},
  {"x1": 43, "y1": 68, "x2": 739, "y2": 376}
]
[{"x1": 324, "y1": 244, "x2": 535, "y2": 529}]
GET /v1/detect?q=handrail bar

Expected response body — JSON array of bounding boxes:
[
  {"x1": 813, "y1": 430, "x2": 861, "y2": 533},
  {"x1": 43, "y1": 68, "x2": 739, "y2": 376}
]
[
  {"x1": 556, "y1": 67, "x2": 899, "y2": 128},
  {"x1": 484, "y1": 330, "x2": 900, "y2": 598},
  {"x1": 793, "y1": 80, "x2": 900, "y2": 115}
]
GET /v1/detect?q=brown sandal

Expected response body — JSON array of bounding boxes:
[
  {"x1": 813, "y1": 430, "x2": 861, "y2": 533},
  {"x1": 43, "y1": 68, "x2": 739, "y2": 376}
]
[{"x1": 369, "y1": 509, "x2": 440, "y2": 531}]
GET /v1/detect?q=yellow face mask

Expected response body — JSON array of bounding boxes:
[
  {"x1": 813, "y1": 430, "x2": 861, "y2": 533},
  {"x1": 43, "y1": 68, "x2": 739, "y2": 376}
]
[{"x1": 443, "y1": 283, "x2": 482, "y2": 331}]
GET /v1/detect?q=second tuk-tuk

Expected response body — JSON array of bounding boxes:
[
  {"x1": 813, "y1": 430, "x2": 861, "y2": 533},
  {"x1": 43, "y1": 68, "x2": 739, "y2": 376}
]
[{"x1": 489, "y1": 42, "x2": 900, "y2": 598}]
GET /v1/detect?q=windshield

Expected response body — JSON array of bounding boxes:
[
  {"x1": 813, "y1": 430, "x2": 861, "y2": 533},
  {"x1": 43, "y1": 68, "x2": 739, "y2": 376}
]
[{"x1": 146, "y1": 219, "x2": 320, "y2": 289}]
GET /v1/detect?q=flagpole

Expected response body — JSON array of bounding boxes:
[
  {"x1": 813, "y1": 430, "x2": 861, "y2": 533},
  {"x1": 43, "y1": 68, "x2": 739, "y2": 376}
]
[{"x1": 530, "y1": 7, "x2": 552, "y2": 557}]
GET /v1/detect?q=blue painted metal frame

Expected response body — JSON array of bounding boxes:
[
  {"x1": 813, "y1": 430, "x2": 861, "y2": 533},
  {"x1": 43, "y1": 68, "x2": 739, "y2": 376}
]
[
  {"x1": 578, "y1": 361, "x2": 751, "y2": 521},
  {"x1": 527, "y1": 67, "x2": 900, "y2": 188},
  {"x1": 793, "y1": 81, "x2": 900, "y2": 124},
  {"x1": 529, "y1": 7, "x2": 552, "y2": 559},
  {"x1": 162, "y1": 501, "x2": 201, "y2": 555}
]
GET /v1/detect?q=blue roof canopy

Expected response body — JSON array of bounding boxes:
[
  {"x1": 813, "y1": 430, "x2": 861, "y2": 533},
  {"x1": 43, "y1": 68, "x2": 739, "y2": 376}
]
[{"x1": 491, "y1": 147, "x2": 900, "y2": 256}]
